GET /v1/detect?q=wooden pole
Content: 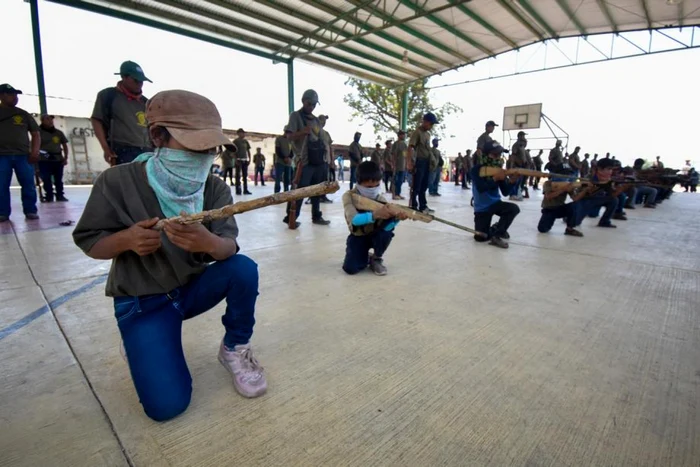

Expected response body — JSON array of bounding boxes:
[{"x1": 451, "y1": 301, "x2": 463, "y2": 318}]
[{"x1": 153, "y1": 181, "x2": 339, "y2": 231}]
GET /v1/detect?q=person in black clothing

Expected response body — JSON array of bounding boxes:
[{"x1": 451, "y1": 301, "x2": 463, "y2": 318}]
[{"x1": 38, "y1": 115, "x2": 70, "y2": 202}]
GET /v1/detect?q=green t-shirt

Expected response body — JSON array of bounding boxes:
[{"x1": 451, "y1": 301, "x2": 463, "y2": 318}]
[
  {"x1": 39, "y1": 127, "x2": 68, "y2": 160},
  {"x1": 541, "y1": 181, "x2": 568, "y2": 209},
  {"x1": 286, "y1": 110, "x2": 321, "y2": 166},
  {"x1": 409, "y1": 127, "x2": 432, "y2": 160},
  {"x1": 0, "y1": 106, "x2": 39, "y2": 155},
  {"x1": 391, "y1": 140, "x2": 408, "y2": 171},
  {"x1": 274, "y1": 136, "x2": 293, "y2": 166},
  {"x1": 233, "y1": 137, "x2": 251, "y2": 163},
  {"x1": 349, "y1": 141, "x2": 363, "y2": 167},
  {"x1": 91, "y1": 87, "x2": 150, "y2": 149}
]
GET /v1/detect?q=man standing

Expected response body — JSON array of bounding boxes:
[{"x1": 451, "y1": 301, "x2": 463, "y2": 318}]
[
  {"x1": 38, "y1": 115, "x2": 70, "y2": 202},
  {"x1": 508, "y1": 131, "x2": 528, "y2": 201},
  {"x1": 591, "y1": 153, "x2": 599, "y2": 173},
  {"x1": 654, "y1": 156, "x2": 664, "y2": 169},
  {"x1": 531, "y1": 149, "x2": 544, "y2": 190},
  {"x1": 318, "y1": 114, "x2": 333, "y2": 204},
  {"x1": 0, "y1": 84, "x2": 40, "y2": 222},
  {"x1": 233, "y1": 129, "x2": 252, "y2": 195},
  {"x1": 91, "y1": 61, "x2": 152, "y2": 166},
  {"x1": 336, "y1": 154, "x2": 345, "y2": 182},
  {"x1": 580, "y1": 153, "x2": 591, "y2": 179},
  {"x1": 454, "y1": 152, "x2": 463, "y2": 186},
  {"x1": 392, "y1": 130, "x2": 408, "y2": 200},
  {"x1": 569, "y1": 146, "x2": 582, "y2": 176},
  {"x1": 382, "y1": 140, "x2": 393, "y2": 194},
  {"x1": 428, "y1": 138, "x2": 442, "y2": 196},
  {"x1": 274, "y1": 127, "x2": 293, "y2": 193},
  {"x1": 253, "y1": 147, "x2": 266, "y2": 186},
  {"x1": 220, "y1": 145, "x2": 235, "y2": 186},
  {"x1": 282, "y1": 89, "x2": 330, "y2": 227},
  {"x1": 463, "y1": 149, "x2": 473, "y2": 189},
  {"x1": 348, "y1": 132, "x2": 362, "y2": 189},
  {"x1": 408, "y1": 112, "x2": 438, "y2": 213},
  {"x1": 370, "y1": 143, "x2": 382, "y2": 166},
  {"x1": 476, "y1": 120, "x2": 498, "y2": 157},
  {"x1": 549, "y1": 140, "x2": 564, "y2": 167}
]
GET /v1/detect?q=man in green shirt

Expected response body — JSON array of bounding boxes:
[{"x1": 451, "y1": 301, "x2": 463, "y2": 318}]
[
  {"x1": 348, "y1": 132, "x2": 363, "y2": 189},
  {"x1": 233, "y1": 129, "x2": 252, "y2": 195},
  {"x1": 253, "y1": 148, "x2": 266, "y2": 187},
  {"x1": 219, "y1": 145, "x2": 235, "y2": 186},
  {"x1": 274, "y1": 127, "x2": 293, "y2": 193},
  {"x1": 38, "y1": 115, "x2": 70, "y2": 202},
  {"x1": 382, "y1": 140, "x2": 393, "y2": 194},
  {"x1": 391, "y1": 130, "x2": 408, "y2": 200},
  {"x1": 91, "y1": 61, "x2": 152, "y2": 166},
  {"x1": 407, "y1": 112, "x2": 438, "y2": 213},
  {"x1": 0, "y1": 84, "x2": 40, "y2": 222}
]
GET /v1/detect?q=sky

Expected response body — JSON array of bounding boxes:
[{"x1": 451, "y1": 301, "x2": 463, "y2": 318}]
[{"x1": 4, "y1": 0, "x2": 700, "y2": 169}]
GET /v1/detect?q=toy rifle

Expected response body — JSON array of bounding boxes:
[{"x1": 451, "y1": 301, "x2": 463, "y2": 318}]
[
  {"x1": 479, "y1": 166, "x2": 577, "y2": 180},
  {"x1": 350, "y1": 194, "x2": 487, "y2": 238},
  {"x1": 153, "y1": 181, "x2": 339, "y2": 231}
]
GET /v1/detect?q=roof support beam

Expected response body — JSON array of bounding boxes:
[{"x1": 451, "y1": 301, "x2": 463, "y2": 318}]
[
  {"x1": 515, "y1": 0, "x2": 559, "y2": 38},
  {"x1": 265, "y1": 0, "x2": 445, "y2": 72},
  {"x1": 678, "y1": 0, "x2": 683, "y2": 27},
  {"x1": 553, "y1": 0, "x2": 587, "y2": 35},
  {"x1": 46, "y1": 0, "x2": 283, "y2": 61},
  {"x1": 495, "y1": 0, "x2": 545, "y2": 41},
  {"x1": 640, "y1": 0, "x2": 652, "y2": 30},
  {"x1": 138, "y1": 0, "x2": 409, "y2": 82},
  {"x1": 595, "y1": 0, "x2": 618, "y2": 33},
  {"x1": 346, "y1": 0, "x2": 474, "y2": 64},
  {"x1": 398, "y1": 0, "x2": 495, "y2": 56},
  {"x1": 448, "y1": 0, "x2": 518, "y2": 49}
]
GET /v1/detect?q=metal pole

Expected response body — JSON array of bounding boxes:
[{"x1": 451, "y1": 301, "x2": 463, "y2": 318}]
[
  {"x1": 29, "y1": 0, "x2": 48, "y2": 115},
  {"x1": 401, "y1": 88, "x2": 408, "y2": 131},
  {"x1": 287, "y1": 59, "x2": 294, "y2": 115}
]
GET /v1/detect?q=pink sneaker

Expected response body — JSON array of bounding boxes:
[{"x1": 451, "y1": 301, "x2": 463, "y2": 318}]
[{"x1": 218, "y1": 341, "x2": 267, "y2": 398}]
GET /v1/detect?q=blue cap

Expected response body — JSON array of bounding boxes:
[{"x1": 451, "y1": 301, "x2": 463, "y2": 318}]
[
  {"x1": 483, "y1": 141, "x2": 504, "y2": 155},
  {"x1": 423, "y1": 112, "x2": 439, "y2": 124}
]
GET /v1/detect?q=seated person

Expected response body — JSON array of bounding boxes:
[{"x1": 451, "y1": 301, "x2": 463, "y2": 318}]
[
  {"x1": 581, "y1": 158, "x2": 621, "y2": 228},
  {"x1": 470, "y1": 142, "x2": 520, "y2": 249},
  {"x1": 342, "y1": 161, "x2": 407, "y2": 275},
  {"x1": 73, "y1": 90, "x2": 266, "y2": 422}
]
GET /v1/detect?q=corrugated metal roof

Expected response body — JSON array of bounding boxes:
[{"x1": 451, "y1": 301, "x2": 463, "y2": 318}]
[{"x1": 48, "y1": 0, "x2": 700, "y2": 85}]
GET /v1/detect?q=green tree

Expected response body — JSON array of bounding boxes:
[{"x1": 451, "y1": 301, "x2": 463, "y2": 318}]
[{"x1": 343, "y1": 78, "x2": 461, "y2": 139}]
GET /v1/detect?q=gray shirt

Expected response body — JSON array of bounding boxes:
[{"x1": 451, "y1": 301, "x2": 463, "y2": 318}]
[
  {"x1": 349, "y1": 141, "x2": 362, "y2": 167},
  {"x1": 39, "y1": 127, "x2": 68, "y2": 160},
  {"x1": 476, "y1": 132, "x2": 492, "y2": 153},
  {"x1": 392, "y1": 140, "x2": 408, "y2": 171},
  {"x1": 549, "y1": 146, "x2": 563, "y2": 166},
  {"x1": 409, "y1": 128, "x2": 432, "y2": 160},
  {"x1": 91, "y1": 87, "x2": 150, "y2": 148},
  {"x1": 0, "y1": 106, "x2": 39, "y2": 155},
  {"x1": 274, "y1": 135, "x2": 293, "y2": 166},
  {"x1": 287, "y1": 110, "x2": 322, "y2": 166},
  {"x1": 73, "y1": 162, "x2": 238, "y2": 297},
  {"x1": 233, "y1": 138, "x2": 251, "y2": 163}
]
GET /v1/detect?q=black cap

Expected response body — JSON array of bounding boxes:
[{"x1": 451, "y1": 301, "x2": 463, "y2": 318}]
[
  {"x1": 517, "y1": 131, "x2": 527, "y2": 137},
  {"x1": 486, "y1": 120, "x2": 498, "y2": 127},
  {"x1": 0, "y1": 84, "x2": 22, "y2": 94},
  {"x1": 423, "y1": 112, "x2": 439, "y2": 124},
  {"x1": 397, "y1": 129, "x2": 406, "y2": 135},
  {"x1": 483, "y1": 141, "x2": 504, "y2": 155},
  {"x1": 596, "y1": 158, "x2": 615, "y2": 169}
]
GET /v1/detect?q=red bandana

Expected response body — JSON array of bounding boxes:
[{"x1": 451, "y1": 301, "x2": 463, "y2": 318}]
[{"x1": 116, "y1": 81, "x2": 142, "y2": 101}]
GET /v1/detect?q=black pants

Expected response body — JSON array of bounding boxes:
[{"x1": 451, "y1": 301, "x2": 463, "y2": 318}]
[
  {"x1": 410, "y1": 158, "x2": 430, "y2": 210},
  {"x1": 38, "y1": 160, "x2": 64, "y2": 200},
  {"x1": 254, "y1": 166, "x2": 265, "y2": 185},
  {"x1": 474, "y1": 201, "x2": 520, "y2": 241},
  {"x1": 538, "y1": 203, "x2": 579, "y2": 232},
  {"x1": 112, "y1": 143, "x2": 151, "y2": 165},
  {"x1": 328, "y1": 165, "x2": 336, "y2": 182},
  {"x1": 287, "y1": 164, "x2": 325, "y2": 220},
  {"x1": 221, "y1": 167, "x2": 234, "y2": 185},
  {"x1": 342, "y1": 229, "x2": 394, "y2": 274},
  {"x1": 274, "y1": 163, "x2": 291, "y2": 193},
  {"x1": 383, "y1": 170, "x2": 393, "y2": 192},
  {"x1": 235, "y1": 162, "x2": 249, "y2": 192}
]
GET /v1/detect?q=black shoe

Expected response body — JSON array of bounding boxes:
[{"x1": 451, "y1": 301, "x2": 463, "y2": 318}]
[
  {"x1": 320, "y1": 196, "x2": 333, "y2": 203},
  {"x1": 624, "y1": 204, "x2": 636, "y2": 210},
  {"x1": 282, "y1": 217, "x2": 301, "y2": 229},
  {"x1": 244, "y1": 191, "x2": 253, "y2": 195},
  {"x1": 598, "y1": 222, "x2": 617, "y2": 228},
  {"x1": 612, "y1": 213, "x2": 627, "y2": 221},
  {"x1": 43, "y1": 198, "x2": 54, "y2": 203},
  {"x1": 491, "y1": 225, "x2": 509, "y2": 239},
  {"x1": 305, "y1": 199, "x2": 312, "y2": 205},
  {"x1": 56, "y1": 196, "x2": 69, "y2": 202},
  {"x1": 236, "y1": 190, "x2": 242, "y2": 195},
  {"x1": 312, "y1": 217, "x2": 331, "y2": 225}
]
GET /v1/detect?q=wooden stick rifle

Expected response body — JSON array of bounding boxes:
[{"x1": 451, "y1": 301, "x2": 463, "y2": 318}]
[
  {"x1": 479, "y1": 166, "x2": 577, "y2": 180},
  {"x1": 350, "y1": 194, "x2": 487, "y2": 238},
  {"x1": 153, "y1": 181, "x2": 339, "y2": 231}
]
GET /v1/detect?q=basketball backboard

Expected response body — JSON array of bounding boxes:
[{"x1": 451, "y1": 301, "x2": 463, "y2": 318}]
[{"x1": 503, "y1": 104, "x2": 542, "y2": 131}]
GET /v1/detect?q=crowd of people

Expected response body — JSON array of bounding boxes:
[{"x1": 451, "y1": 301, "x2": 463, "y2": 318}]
[{"x1": 0, "y1": 59, "x2": 692, "y2": 424}]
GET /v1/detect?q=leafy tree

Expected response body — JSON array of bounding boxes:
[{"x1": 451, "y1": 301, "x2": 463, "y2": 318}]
[{"x1": 343, "y1": 78, "x2": 461, "y2": 140}]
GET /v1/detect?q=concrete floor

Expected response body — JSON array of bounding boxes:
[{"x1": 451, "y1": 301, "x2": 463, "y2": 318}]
[{"x1": 1, "y1": 181, "x2": 699, "y2": 467}]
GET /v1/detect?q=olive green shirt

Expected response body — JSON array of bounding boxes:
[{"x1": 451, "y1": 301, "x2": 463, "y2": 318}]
[
  {"x1": 349, "y1": 141, "x2": 362, "y2": 167},
  {"x1": 91, "y1": 87, "x2": 150, "y2": 148},
  {"x1": 409, "y1": 127, "x2": 432, "y2": 161},
  {"x1": 342, "y1": 187, "x2": 388, "y2": 236},
  {"x1": 286, "y1": 110, "x2": 322, "y2": 166},
  {"x1": 392, "y1": 140, "x2": 408, "y2": 171},
  {"x1": 220, "y1": 149, "x2": 235, "y2": 169},
  {"x1": 549, "y1": 146, "x2": 564, "y2": 166},
  {"x1": 73, "y1": 162, "x2": 239, "y2": 297},
  {"x1": 476, "y1": 132, "x2": 492, "y2": 153},
  {"x1": 370, "y1": 149, "x2": 382, "y2": 166},
  {"x1": 0, "y1": 106, "x2": 39, "y2": 155},
  {"x1": 274, "y1": 135, "x2": 293, "y2": 166},
  {"x1": 382, "y1": 146, "x2": 393, "y2": 170},
  {"x1": 542, "y1": 180, "x2": 569, "y2": 209},
  {"x1": 233, "y1": 138, "x2": 251, "y2": 163},
  {"x1": 39, "y1": 127, "x2": 68, "y2": 161},
  {"x1": 253, "y1": 152, "x2": 266, "y2": 167}
]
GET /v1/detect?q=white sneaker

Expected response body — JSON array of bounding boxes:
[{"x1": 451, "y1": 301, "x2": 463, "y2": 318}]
[{"x1": 218, "y1": 341, "x2": 267, "y2": 398}]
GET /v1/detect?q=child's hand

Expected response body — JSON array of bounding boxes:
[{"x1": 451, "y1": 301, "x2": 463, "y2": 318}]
[{"x1": 374, "y1": 205, "x2": 393, "y2": 220}]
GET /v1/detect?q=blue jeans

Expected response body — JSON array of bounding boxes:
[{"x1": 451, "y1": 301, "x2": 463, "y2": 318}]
[
  {"x1": 428, "y1": 167, "x2": 440, "y2": 194},
  {"x1": 394, "y1": 171, "x2": 406, "y2": 196},
  {"x1": 114, "y1": 254, "x2": 259, "y2": 421},
  {"x1": 634, "y1": 186, "x2": 658, "y2": 205},
  {"x1": 274, "y1": 163, "x2": 291, "y2": 193},
  {"x1": 350, "y1": 166, "x2": 357, "y2": 189},
  {"x1": 342, "y1": 229, "x2": 394, "y2": 274},
  {"x1": 337, "y1": 167, "x2": 345, "y2": 181},
  {"x1": 582, "y1": 196, "x2": 618, "y2": 225},
  {"x1": 0, "y1": 155, "x2": 38, "y2": 217},
  {"x1": 410, "y1": 158, "x2": 430, "y2": 210}
]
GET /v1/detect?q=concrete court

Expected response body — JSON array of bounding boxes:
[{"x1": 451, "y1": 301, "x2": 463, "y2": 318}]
[{"x1": 1, "y1": 180, "x2": 699, "y2": 467}]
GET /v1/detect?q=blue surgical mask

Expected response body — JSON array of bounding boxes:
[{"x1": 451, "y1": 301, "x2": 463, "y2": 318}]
[{"x1": 357, "y1": 184, "x2": 381, "y2": 199}]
